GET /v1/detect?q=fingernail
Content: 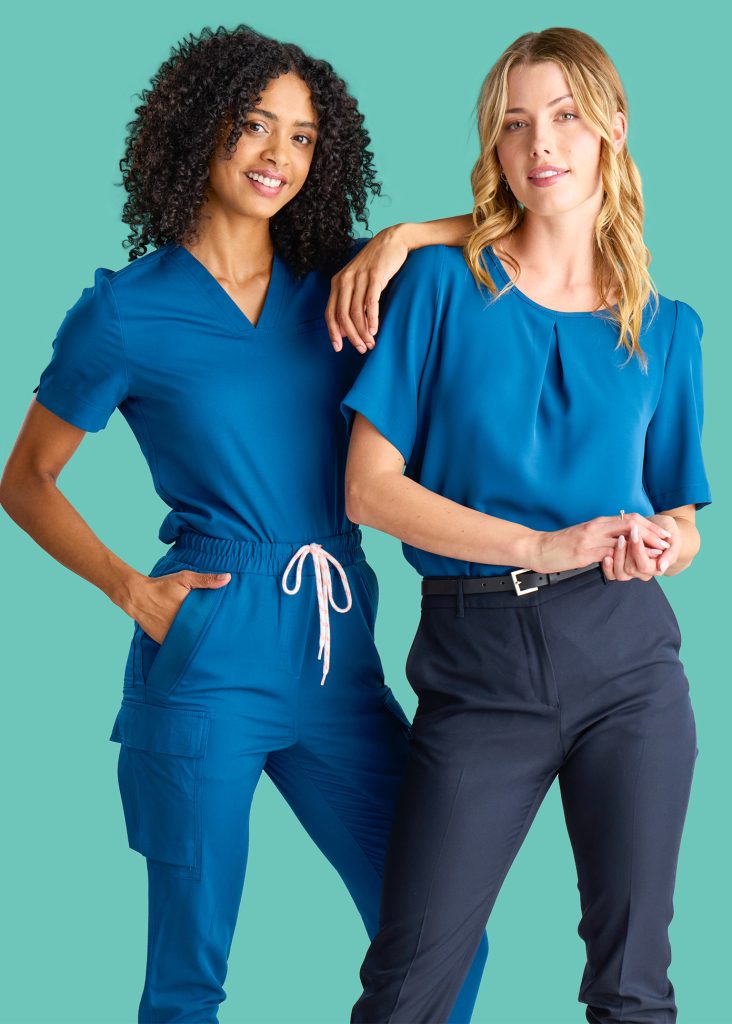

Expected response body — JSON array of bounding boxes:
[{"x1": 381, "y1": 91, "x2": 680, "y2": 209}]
[
  {"x1": 659, "y1": 559, "x2": 668, "y2": 573},
  {"x1": 659, "y1": 540, "x2": 670, "y2": 548},
  {"x1": 630, "y1": 525, "x2": 639, "y2": 543},
  {"x1": 357, "y1": 345, "x2": 366, "y2": 354},
  {"x1": 660, "y1": 529, "x2": 672, "y2": 538},
  {"x1": 618, "y1": 534, "x2": 626, "y2": 549}
]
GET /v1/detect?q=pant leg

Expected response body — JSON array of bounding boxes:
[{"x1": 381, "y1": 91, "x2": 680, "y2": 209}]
[
  {"x1": 115, "y1": 703, "x2": 267, "y2": 1024},
  {"x1": 553, "y1": 579, "x2": 698, "y2": 1024},
  {"x1": 349, "y1": 597, "x2": 564, "y2": 1023},
  {"x1": 266, "y1": 694, "x2": 491, "y2": 1024},
  {"x1": 265, "y1": 561, "x2": 490, "y2": 1023}
]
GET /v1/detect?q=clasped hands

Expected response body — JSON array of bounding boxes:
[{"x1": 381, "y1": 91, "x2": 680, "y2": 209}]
[
  {"x1": 532, "y1": 512, "x2": 681, "y2": 583},
  {"x1": 602, "y1": 512, "x2": 679, "y2": 582}
]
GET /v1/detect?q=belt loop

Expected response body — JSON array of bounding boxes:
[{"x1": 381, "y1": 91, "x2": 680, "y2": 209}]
[{"x1": 456, "y1": 577, "x2": 465, "y2": 618}]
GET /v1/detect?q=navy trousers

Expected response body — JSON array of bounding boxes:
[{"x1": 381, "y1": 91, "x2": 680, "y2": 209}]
[{"x1": 352, "y1": 566, "x2": 697, "y2": 1024}]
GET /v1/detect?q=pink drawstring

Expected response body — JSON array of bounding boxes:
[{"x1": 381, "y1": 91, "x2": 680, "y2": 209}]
[{"x1": 281, "y1": 543, "x2": 353, "y2": 685}]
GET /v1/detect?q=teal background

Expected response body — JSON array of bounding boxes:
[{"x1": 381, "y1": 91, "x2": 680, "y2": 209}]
[{"x1": 0, "y1": 2, "x2": 728, "y2": 1021}]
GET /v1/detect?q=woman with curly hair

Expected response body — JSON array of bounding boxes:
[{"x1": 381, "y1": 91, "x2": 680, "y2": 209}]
[
  {"x1": 344, "y1": 27, "x2": 710, "y2": 1023},
  {"x1": 0, "y1": 24, "x2": 487, "y2": 1023}
]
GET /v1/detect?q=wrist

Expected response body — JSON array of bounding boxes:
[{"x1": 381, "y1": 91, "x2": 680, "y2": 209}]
[
  {"x1": 385, "y1": 221, "x2": 420, "y2": 251},
  {"x1": 104, "y1": 563, "x2": 148, "y2": 617},
  {"x1": 508, "y1": 528, "x2": 543, "y2": 570}
]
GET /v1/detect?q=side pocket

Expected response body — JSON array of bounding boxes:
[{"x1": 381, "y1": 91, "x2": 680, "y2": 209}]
[
  {"x1": 110, "y1": 700, "x2": 209, "y2": 874},
  {"x1": 404, "y1": 619, "x2": 424, "y2": 695},
  {"x1": 144, "y1": 584, "x2": 227, "y2": 696},
  {"x1": 359, "y1": 560, "x2": 380, "y2": 610},
  {"x1": 123, "y1": 624, "x2": 143, "y2": 689},
  {"x1": 649, "y1": 577, "x2": 683, "y2": 652},
  {"x1": 124, "y1": 551, "x2": 176, "y2": 690}
]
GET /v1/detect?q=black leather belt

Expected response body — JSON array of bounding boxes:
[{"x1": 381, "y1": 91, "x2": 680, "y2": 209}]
[{"x1": 421, "y1": 563, "x2": 601, "y2": 598}]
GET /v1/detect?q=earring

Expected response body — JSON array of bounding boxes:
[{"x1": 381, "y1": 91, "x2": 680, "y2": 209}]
[{"x1": 500, "y1": 171, "x2": 511, "y2": 191}]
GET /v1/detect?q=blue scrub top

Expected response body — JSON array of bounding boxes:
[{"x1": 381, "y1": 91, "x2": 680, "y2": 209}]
[
  {"x1": 34, "y1": 240, "x2": 368, "y2": 545},
  {"x1": 341, "y1": 244, "x2": 712, "y2": 578}
]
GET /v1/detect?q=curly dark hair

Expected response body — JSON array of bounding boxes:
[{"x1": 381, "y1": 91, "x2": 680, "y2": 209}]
[{"x1": 120, "y1": 25, "x2": 380, "y2": 276}]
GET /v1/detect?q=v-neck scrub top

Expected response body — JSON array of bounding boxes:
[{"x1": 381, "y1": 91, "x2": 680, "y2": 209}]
[
  {"x1": 341, "y1": 244, "x2": 712, "y2": 578},
  {"x1": 34, "y1": 242, "x2": 367, "y2": 545}
]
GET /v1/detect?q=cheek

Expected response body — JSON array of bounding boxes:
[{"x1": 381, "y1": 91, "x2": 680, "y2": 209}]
[
  {"x1": 206, "y1": 159, "x2": 229, "y2": 196},
  {"x1": 571, "y1": 131, "x2": 603, "y2": 179},
  {"x1": 290, "y1": 149, "x2": 316, "y2": 191}
]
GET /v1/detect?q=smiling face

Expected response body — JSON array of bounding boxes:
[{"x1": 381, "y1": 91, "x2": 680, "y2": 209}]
[
  {"x1": 205, "y1": 71, "x2": 319, "y2": 223},
  {"x1": 496, "y1": 61, "x2": 624, "y2": 222}
]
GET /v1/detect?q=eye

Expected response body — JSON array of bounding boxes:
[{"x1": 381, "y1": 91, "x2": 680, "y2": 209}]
[
  {"x1": 558, "y1": 111, "x2": 578, "y2": 121},
  {"x1": 245, "y1": 121, "x2": 267, "y2": 134},
  {"x1": 293, "y1": 133, "x2": 314, "y2": 145},
  {"x1": 506, "y1": 120, "x2": 527, "y2": 132}
]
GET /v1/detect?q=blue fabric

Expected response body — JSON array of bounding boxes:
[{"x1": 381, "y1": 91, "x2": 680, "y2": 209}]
[
  {"x1": 34, "y1": 238, "x2": 487, "y2": 1021},
  {"x1": 111, "y1": 532, "x2": 487, "y2": 1023},
  {"x1": 34, "y1": 241, "x2": 369, "y2": 545},
  {"x1": 341, "y1": 244, "x2": 712, "y2": 578}
]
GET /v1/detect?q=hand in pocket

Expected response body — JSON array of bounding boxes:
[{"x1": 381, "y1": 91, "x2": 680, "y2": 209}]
[{"x1": 128, "y1": 570, "x2": 231, "y2": 644}]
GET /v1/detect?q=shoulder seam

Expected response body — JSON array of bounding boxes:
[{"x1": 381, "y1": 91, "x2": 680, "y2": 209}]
[{"x1": 103, "y1": 276, "x2": 131, "y2": 399}]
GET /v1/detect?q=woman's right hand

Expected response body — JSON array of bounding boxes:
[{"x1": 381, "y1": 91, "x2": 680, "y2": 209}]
[
  {"x1": 527, "y1": 513, "x2": 671, "y2": 575},
  {"x1": 126, "y1": 569, "x2": 231, "y2": 645}
]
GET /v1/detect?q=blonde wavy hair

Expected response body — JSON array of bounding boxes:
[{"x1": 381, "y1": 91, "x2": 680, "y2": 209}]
[{"x1": 465, "y1": 27, "x2": 657, "y2": 366}]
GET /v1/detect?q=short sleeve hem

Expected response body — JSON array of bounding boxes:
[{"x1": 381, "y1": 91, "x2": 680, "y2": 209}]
[
  {"x1": 34, "y1": 381, "x2": 113, "y2": 433},
  {"x1": 648, "y1": 483, "x2": 712, "y2": 513},
  {"x1": 341, "y1": 400, "x2": 413, "y2": 465}
]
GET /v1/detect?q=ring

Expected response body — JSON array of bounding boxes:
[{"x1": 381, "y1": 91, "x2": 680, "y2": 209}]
[{"x1": 619, "y1": 509, "x2": 625, "y2": 520}]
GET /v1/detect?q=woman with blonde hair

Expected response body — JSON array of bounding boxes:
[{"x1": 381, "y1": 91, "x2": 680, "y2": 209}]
[{"x1": 343, "y1": 27, "x2": 710, "y2": 1023}]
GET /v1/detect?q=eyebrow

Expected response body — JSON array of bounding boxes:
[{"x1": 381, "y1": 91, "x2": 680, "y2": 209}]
[
  {"x1": 250, "y1": 107, "x2": 319, "y2": 130},
  {"x1": 505, "y1": 94, "x2": 574, "y2": 115}
]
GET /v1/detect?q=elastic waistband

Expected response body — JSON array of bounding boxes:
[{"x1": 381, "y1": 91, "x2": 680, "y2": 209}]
[{"x1": 169, "y1": 528, "x2": 365, "y2": 575}]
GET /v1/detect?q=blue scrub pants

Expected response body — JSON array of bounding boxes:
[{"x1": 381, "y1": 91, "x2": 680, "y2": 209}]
[
  {"x1": 110, "y1": 529, "x2": 488, "y2": 1023},
  {"x1": 352, "y1": 567, "x2": 697, "y2": 1024}
]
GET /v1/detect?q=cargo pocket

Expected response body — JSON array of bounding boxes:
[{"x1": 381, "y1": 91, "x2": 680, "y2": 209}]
[{"x1": 110, "y1": 700, "x2": 209, "y2": 875}]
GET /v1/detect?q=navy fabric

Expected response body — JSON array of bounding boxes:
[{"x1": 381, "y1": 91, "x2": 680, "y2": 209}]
[
  {"x1": 341, "y1": 244, "x2": 711, "y2": 577},
  {"x1": 352, "y1": 568, "x2": 697, "y2": 1024}
]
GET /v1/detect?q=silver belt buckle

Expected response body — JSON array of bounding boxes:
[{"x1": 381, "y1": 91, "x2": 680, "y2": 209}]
[{"x1": 510, "y1": 568, "x2": 539, "y2": 597}]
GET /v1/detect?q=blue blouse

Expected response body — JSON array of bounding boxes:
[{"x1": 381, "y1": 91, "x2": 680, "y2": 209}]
[
  {"x1": 34, "y1": 240, "x2": 369, "y2": 545},
  {"x1": 341, "y1": 244, "x2": 711, "y2": 578}
]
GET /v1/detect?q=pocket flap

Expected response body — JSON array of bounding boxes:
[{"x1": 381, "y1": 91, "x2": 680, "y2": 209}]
[{"x1": 109, "y1": 700, "x2": 208, "y2": 757}]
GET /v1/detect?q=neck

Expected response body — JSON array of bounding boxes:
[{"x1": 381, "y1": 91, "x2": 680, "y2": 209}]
[
  {"x1": 184, "y1": 204, "x2": 274, "y2": 283},
  {"x1": 504, "y1": 200, "x2": 600, "y2": 288}
]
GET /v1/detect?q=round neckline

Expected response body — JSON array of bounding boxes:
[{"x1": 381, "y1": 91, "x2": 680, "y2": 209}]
[{"x1": 486, "y1": 245, "x2": 613, "y2": 319}]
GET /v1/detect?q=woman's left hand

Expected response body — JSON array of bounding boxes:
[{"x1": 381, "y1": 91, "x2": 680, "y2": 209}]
[
  {"x1": 325, "y1": 225, "x2": 410, "y2": 354},
  {"x1": 602, "y1": 514, "x2": 681, "y2": 582}
]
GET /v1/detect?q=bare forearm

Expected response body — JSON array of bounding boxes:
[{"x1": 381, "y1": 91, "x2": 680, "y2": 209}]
[
  {"x1": 1, "y1": 476, "x2": 142, "y2": 610},
  {"x1": 390, "y1": 216, "x2": 473, "y2": 251},
  {"x1": 348, "y1": 470, "x2": 537, "y2": 568},
  {"x1": 664, "y1": 515, "x2": 700, "y2": 575}
]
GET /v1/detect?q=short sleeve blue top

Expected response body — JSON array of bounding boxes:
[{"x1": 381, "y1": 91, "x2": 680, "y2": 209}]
[
  {"x1": 341, "y1": 244, "x2": 711, "y2": 578},
  {"x1": 34, "y1": 241, "x2": 368, "y2": 545}
]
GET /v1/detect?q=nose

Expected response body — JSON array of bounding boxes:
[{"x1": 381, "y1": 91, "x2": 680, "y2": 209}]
[
  {"x1": 528, "y1": 121, "x2": 554, "y2": 158},
  {"x1": 259, "y1": 129, "x2": 289, "y2": 168}
]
